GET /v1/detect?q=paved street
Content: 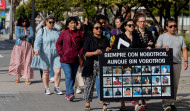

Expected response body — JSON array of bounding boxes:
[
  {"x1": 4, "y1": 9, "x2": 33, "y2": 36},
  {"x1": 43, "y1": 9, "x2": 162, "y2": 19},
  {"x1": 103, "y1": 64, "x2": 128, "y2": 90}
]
[{"x1": 0, "y1": 36, "x2": 190, "y2": 111}]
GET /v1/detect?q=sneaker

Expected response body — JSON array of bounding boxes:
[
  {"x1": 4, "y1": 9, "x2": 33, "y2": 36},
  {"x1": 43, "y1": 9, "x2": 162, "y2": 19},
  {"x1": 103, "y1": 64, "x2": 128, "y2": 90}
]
[
  {"x1": 50, "y1": 77, "x2": 54, "y2": 83},
  {"x1": 54, "y1": 87, "x2": 63, "y2": 95},
  {"x1": 163, "y1": 105, "x2": 171, "y2": 111},
  {"x1": 65, "y1": 94, "x2": 75, "y2": 101},
  {"x1": 45, "y1": 88, "x2": 51, "y2": 95},
  {"x1": 76, "y1": 87, "x2": 82, "y2": 94}
]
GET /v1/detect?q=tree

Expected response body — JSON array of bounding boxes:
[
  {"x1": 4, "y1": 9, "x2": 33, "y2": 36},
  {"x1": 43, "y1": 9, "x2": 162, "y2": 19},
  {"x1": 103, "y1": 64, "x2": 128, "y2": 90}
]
[
  {"x1": 139, "y1": 0, "x2": 189, "y2": 32},
  {"x1": 8, "y1": 0, "x2": 22, "y2": 13}
]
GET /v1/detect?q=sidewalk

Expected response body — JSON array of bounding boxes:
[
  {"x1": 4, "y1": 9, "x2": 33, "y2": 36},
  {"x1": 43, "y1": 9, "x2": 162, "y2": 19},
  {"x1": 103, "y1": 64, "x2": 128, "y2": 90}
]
[{"x1": 0, "y1": 34, "x2": 16, "y2": 43}]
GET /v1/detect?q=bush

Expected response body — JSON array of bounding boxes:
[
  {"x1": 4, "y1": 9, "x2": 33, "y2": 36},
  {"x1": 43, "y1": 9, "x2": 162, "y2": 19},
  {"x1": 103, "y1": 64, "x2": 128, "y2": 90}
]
[{"x1": 180, "y1": 33, "x2": 190, "y2": 51}]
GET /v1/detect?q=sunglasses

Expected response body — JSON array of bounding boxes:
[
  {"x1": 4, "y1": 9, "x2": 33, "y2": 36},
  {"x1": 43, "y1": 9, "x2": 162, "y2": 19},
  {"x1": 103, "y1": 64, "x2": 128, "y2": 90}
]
[
  {"x1": 168, "y1": 25, "x2": 177, "y2": 28},
  {"x1": 22, "y1": 21, "x2": 27, "y2": 23},
  {"x1": 49, "y1": 21, "x2": 55, "y2": 24},
  {"x1": 94, "y1": 27, "x2": 102, "y2": 30},
  {"x1": 126, "y1": 24, "x2": 135, "y2": 28},
  {"x1": 138, "y1": 21, "x2": 146, "y2": 23}
]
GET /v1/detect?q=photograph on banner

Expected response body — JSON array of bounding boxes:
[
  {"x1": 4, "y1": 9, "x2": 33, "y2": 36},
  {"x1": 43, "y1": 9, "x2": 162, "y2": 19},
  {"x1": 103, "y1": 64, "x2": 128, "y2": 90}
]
[
  {"x1": 123, "y1": 77, "x2": 132, "y2": 86},
  {"x1": 103, "y1": 66, "x2": 112, "y2": 76},
  {"x1": 142, "y1": 65, "x2": 151, "y2": 75},
  {"x1": 132, "y1": 76, "x2": 142, "y2": 86},
  {"x1": 161, "y1": 86, "x2": 171, "y2": 96},
  {"x1": 152, "y1": 87, "x2": 161, "y2": 96},
  {"x1": 131, "y1": 66, "x2": 142, "y2": 75},
  {"x1": 103, "y1": 77, "x2": 112, "y2": 87},
  {"x1": 152, "y1": 76, "x2": 161, "y2": 85},
  {"x1": 152, "y1": 65, "x2": 161, "y2": 75},
  {"x1": 123, "y1": 87, "x2": 132, "y2": 97},
  {"x1": 142, "y1": 76, "x2": 152, "y2": 86},
  {"x1": 113, "y1": 77, "x2": 122, "y2": 86},
  {"x1": 161, "y1": 65, "x2": 170, "y2": 75},
  {"x1": 113, "y1": 66, "x2": 122, "y2": 76},
  {"x1": 122, "y1": 66, "x2": 131, "y2": 75},
  {"x1": 113, "y1": 88, "x2": 122, "y2": 97},
  {"x1": 142, "y1": 87, "x2": 152, "y2": 97},
  {"x1": 103, "y1": 88, "x2": 113, "y2": 98},
  {"x1": 161, "y1": 76, "x2": 170, "y2": 85},
  {"x1": 133, "y1": 87, "x2": 142, "y2": 97}
]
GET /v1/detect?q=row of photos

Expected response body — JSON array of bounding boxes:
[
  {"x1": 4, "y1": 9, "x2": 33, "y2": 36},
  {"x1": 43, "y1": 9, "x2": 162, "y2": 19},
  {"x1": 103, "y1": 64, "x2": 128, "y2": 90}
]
[{"x1": 102, "y1": 65, "x2": 171, "y2": 98}]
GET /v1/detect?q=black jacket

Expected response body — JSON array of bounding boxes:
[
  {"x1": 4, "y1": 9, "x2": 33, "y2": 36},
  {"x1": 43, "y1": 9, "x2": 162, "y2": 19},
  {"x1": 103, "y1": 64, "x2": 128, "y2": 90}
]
[{"x1": 82, "y1": 35, "x2": 110, "y2": 77}]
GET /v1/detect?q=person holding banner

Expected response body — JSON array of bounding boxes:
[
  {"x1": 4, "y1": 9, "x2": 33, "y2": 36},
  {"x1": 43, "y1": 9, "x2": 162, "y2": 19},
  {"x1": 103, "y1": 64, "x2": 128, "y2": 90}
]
[
  {"x1": 82, "y1": 20, "x2": 111, "y2": 111},
  {"x1": 112, "y1": 19, "x2": 144, "y2": 111},
  {"x1": 156, "y1": 18, "x2": 188, "y2": 111}
]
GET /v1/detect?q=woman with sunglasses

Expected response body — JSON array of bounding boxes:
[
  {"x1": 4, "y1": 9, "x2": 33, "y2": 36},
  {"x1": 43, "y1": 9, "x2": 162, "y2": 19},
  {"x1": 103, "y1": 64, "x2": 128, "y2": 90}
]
[
  {"x1": 9, "y1": 15, "x2": 34, "y2": 85},
  {"x1": 32, "y1": 15, "x2": 62, "y2": 95},
  {"x1": 82, "y1": 20, "x2": 111, "y2": 111},
  {"x1": 112, "y1": 19, "x2": 143, "y2": 111},
  {"x1": 56, "y1": 17, "x2": 84, "y2": 101}
]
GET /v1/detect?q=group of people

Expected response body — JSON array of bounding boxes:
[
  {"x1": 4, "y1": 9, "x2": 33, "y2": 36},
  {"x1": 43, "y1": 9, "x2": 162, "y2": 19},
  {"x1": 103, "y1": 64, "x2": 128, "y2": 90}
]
[{"x1": 8, "y1": 12, "x2": 188, "y2": 111}]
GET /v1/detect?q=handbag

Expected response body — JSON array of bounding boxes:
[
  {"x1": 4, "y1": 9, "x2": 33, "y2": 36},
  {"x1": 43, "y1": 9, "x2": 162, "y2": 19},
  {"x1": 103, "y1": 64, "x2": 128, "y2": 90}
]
[{"x1": 69, "y1": 33, "x2": 84, "y2": 67}]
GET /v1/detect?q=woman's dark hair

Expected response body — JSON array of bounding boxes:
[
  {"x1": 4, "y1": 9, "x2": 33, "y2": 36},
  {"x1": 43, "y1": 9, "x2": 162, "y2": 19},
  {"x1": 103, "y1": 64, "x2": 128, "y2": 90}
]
[
  {"x1": 44, "y1": 15, "x2": 55, "y2": 26},
  {"x1": 87, "y1": 20, "x2": 103, "y2": 36},
  {"x1": 75, "y1": 16, "x2": 83, "y2": 31},
  {"x1": 96, "y1": 14, "x2": 106, "y2": 21},
  {"x1": 65, "y1": 16, "x2": 78, "y2": 30},
  {"x1": 17, "y1": 15, "x2": 30, "y2": 27},
  {"x1": 115, "y1": 16, "x2": 124, "y2": 23},
  {"x1": 120, "y1": 19, "x2": 134, "y2": 32}
]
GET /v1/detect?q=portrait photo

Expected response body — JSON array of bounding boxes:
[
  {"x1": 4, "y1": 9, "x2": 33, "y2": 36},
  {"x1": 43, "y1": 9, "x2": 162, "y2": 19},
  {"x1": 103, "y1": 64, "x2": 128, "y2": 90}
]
[
  {"x1": 142, "y1": 65, "x2": 151, "y2": 75},
  {"x1": 133, "y1": 87, "x2": 142, "y2": 96},
  {"x1": 152, "y1": 87, "x2": 161, "y2": 96},
  {"x1": 103, "y1": 66, "x2": 112, "y2": 76},
  {"x1": 161, "y1": 65, "x2": 170, "y2": 75},
  {"x1": 142, "y1": 87, "x2": 152, "y2": 96},
  {"x1": 113, "y1": 88, "x2": 122, "y2": 97},
  {"x1": 161, "y1": 86, "x2": 171, "y2": 96},
  {"x1": 161, "y1": 76, "x2": 170, "y2": 85},
  {"x1": 142, "y1": 76, "x2": 152, "y2": 85},
  {"x1": 152, "y1": 65, "x2": 161, "y2": 75},
  {"x1": 152, "y1": 76, "x2": 161, "y2": 85},
  {"x1": 113, "y1": 77, "x2": 122, "y2": 86},
  {"x1": 113, "y1": 66, "x2": 122, "y2": 76},
  {"x1": 123, "y1": 77, "x2": 132, "y2": 86},
  {"x1": 132, "y1": 76, "x2": 142, "y2": 85},
  {"x1": 103, "y1": 88, "x2": 113, "y2": 98},
  {"x1": 123, "y1": 87, "x2": 132, "y2": 97},
  {"x1": 131, "y1": 66, "x2": 142, "y2": 75},
  {"x1": 103, "y1": 77, "x2": 112, "y2": 87},
  {"x1": 122, "y1": 66, "x2": 131, "y2": 75}
]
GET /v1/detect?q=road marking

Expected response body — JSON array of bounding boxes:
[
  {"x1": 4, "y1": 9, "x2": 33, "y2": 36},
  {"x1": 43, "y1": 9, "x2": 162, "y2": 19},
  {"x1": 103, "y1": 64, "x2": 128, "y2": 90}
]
[{"x1": 0, "y1": 54, "x2": 3, "y2": 58}]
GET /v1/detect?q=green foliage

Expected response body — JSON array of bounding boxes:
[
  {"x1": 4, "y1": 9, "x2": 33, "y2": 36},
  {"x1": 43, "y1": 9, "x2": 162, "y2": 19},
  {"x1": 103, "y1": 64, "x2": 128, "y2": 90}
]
[{"x1": 180, "y1": 33, "x2": 190, "y2": 51}]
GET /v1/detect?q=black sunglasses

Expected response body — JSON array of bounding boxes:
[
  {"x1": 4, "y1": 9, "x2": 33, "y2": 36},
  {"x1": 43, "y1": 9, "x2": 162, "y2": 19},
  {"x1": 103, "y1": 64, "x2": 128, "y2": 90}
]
[
  {"x1": 94, "y1": 27, "x2": 102, "y2": 30},
  {"x1": 49, "y1": 21, "x2": 55, "y2": 24},
  {"x1": 168, "y1": 25, "x2": 177, "y2": 28},
  {"x1": 22, "y1": 21, "x2": 27, "y2": 23},
  {"x1": 126, "y1": 24, "x2": 135, "y2": 28}
]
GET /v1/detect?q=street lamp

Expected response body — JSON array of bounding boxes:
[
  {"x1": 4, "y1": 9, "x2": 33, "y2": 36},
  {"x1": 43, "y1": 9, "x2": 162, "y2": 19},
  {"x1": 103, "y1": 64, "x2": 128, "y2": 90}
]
[{"x1": 9, "y1": 0, "x2": 13, "y2": 40}]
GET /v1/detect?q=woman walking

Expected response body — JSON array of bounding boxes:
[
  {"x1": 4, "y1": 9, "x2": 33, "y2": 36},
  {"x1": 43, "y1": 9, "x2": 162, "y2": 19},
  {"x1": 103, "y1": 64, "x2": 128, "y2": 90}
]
[
  {"x1": 56, "y1": 17, "x2": 84, "y2": 101},
  {"x1": 82, "y1": 20, "x2": 111, "y2": 111},
  {"x1": 31, "y1": 15, "x2": 62, "y2": 95},
  {"x1": 9, "y1": 14, "x2": 34, "y2": 85}
]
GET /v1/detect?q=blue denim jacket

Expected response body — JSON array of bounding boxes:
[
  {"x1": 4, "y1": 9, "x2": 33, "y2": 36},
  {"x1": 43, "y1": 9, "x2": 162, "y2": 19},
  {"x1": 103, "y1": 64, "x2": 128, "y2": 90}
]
[
  {"x1": 103, "y1": 28, "x2": 112, "y2": 40},
  {"x1": 15, "y1": 26, "x2": 34, "y2": 45}
]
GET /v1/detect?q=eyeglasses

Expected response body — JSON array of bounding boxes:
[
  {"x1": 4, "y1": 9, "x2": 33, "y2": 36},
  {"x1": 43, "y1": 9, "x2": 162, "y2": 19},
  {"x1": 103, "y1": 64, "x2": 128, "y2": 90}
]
[
  {"x1": 138, "y1": 21, "x2": 146, "y2": 23},
  {"x1": 94, "y1": 27, "x2": 102, "y2": 30},
  {"x1": 49, "y1": 21, "x2": 55, "y2": 24},
  {"x1": 126, "y1": 24, "x2": 135, "y2": 28},
  {"x1": 168, "y1": 25, "x2": 177, "y2": 28}
]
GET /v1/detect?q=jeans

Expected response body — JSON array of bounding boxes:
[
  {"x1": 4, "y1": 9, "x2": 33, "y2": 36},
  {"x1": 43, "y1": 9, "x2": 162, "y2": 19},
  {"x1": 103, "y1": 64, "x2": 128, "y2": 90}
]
[
  {"x1": 40, "y1": 70, "x2": 54, "y2": 79},
  {"x1": 95, "y1": 76, "x2": 100, "y2": 98},
  {"x1": 61, "y1": 63, "x2": 79, "y2": 95}
]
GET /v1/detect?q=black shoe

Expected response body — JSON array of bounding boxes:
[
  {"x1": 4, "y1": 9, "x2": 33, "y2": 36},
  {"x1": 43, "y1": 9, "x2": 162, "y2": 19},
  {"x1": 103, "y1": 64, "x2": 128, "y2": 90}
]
[
  {"x1": 163, "y1": 105, "x2": 171, "y2": 111},
  {"x1": 170, "y1": 105, "x2": 177, "y2": 111}
]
